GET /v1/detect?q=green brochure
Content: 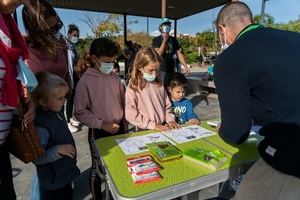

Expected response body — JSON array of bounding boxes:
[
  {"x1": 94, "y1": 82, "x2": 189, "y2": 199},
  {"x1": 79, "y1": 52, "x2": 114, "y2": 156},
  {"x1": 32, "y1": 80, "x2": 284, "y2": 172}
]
[{"x1": 147, "y1": 141, "x2": 183, "y2": 162}]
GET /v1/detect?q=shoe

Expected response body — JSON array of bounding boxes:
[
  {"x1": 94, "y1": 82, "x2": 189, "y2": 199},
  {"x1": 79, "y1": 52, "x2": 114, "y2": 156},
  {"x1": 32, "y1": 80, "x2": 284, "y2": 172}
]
[
  {"x1": 70, "y1": 117, "x2": 81, "y2": 127},
  {"x1": 68, "y1": 122, "x2": 79, "y2": 133}
]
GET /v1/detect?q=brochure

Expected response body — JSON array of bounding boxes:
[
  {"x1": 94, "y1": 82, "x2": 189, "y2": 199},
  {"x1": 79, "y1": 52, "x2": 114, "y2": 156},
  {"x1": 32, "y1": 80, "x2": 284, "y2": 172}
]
[{"x1": 147, "y1": 141, "x2": 182, "y2": 162}]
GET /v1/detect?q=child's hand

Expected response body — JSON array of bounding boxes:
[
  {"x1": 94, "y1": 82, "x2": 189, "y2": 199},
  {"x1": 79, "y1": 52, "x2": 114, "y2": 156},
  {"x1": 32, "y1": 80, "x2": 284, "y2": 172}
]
[
  {"x1": 167, "y1": 121, "x2": 181, "y2": 129},
  {"x1": 155, "y1": 124, "x2": 170, "y2": 131},
  {"x1": 58, "y1": 144, "x2": 76, "y2": 159},
  {"x1": 188, "y1": 119, "x2": 200, "y2": 125},
  {"x1": 102, "y1": 122, "x2": 120, "y2": 134}
]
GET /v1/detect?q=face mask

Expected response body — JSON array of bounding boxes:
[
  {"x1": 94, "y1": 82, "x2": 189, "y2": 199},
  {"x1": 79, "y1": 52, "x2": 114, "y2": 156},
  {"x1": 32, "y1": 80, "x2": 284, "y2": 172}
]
[
  {"x1": 99, "y1": 62, "x2": 114, "y2": 74},
  {"x1": 54, "y1": 31, "x2": 61, "y2": 40},
  {"x1": 162, "y1": 25, "x2": 171, "y2": 33},
  {"x1": 143, "y1": 71, "x2": 156, "y2": 82},
  {"x1": 219, "y1": 32, "x2": 229, "y2": 51},
  {"x1": 70, "y1": 36, "x2": 79, "y2": 44}
]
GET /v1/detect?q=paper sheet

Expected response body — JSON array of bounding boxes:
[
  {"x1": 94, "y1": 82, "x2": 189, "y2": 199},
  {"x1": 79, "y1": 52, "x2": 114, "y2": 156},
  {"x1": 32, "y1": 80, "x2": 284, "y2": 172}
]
[
  {"x1": 162, "y1": 125, "x2": 215, "y2": 144},
  {"x1": 116, "y1": 133, "x2": 175, "y2": 155}
]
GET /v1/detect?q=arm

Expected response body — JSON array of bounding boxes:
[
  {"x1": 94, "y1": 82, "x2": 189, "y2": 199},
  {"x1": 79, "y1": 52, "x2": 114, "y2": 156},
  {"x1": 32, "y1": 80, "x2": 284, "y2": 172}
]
[
  {"x1": 214, "y1": 56, "x2": 252, "y2": 145},
  {"x1": 185, "y1": 99, "x2": 198, "y2": 121},
  {"x1": 74, "y1": 80, "x2": 103, "y2": 129},
  {"x1": 177, "y1": 50, "x2": 190, "y2": 75},
  {"x1": 33, "y1": 127, "x2": 62, "y2": 165},
  {"x1": 164, "y1": 90, "x2": 176, "y2": 123},
  {"x1": 125, "y1": 88, "x2": 156, "y2": 130},
  {"x1": 152, "y1": 35, "x2": 168, "y2": 56}
]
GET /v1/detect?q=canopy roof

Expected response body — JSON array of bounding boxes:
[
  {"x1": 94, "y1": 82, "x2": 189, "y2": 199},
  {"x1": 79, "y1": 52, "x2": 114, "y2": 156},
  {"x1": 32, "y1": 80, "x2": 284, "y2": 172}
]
[{"x1": 48, "y1": 0, "x2": 230, "y2": 19}]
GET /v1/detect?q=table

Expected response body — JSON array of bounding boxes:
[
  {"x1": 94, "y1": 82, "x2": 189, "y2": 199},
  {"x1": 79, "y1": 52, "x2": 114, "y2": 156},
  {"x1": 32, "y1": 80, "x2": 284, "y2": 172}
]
[{"x1": 95, "y1": 122, "x2": 261, "y2": 200}]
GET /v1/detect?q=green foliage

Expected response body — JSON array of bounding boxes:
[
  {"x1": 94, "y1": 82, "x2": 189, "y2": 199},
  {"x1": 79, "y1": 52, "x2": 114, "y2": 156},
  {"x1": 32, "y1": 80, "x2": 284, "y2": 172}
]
[
  {"x1": 274, "y1": 17, "x2": 300, "y2": 32},
  {"x1": 254, "y1": 14, "x2": 275, "y2": 26},
  {"x1": 185, "y1": 52, "x2": 198, "y2": 63}
]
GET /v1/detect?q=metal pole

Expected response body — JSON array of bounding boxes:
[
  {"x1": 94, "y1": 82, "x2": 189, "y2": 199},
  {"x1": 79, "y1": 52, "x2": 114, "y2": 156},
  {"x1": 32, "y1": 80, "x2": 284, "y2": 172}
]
[
  {"x1": 174, "y1": 19, "x2": 177, "y2": 39},
  {"x1": 162, "y1": 0, "x2": 166, "y2": 18},
  {"x1": 123, "y1": 14, "x2": 128, "y2": 78},
  {"x1": 260, "y1": 0, "x2": 266, "y2": 24},
  {"x1": 147, "y1": 17, "x2": 149, "y2": 45}
]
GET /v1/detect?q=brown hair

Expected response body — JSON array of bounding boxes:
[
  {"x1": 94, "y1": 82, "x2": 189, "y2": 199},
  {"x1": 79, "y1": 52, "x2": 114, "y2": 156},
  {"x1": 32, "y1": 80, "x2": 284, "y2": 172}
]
[
  {"x1": 75, "y1": 38, "x2": 120, "y2": 77},
  {"x1": 127, "y1": 47, "x2": 162, "y2": 92},
  {"x1": 67, "y1": 24, "x2": 79, "y2": 34},
  {"x1": 168, "y1": 72, "x2": 188, "y2": 89},
  {"x1": 22, "y1": 0, "x2": 63, "y2": 58},
  {"x1": 32, "y1": 72, "x2": 67, "y2": 108}
]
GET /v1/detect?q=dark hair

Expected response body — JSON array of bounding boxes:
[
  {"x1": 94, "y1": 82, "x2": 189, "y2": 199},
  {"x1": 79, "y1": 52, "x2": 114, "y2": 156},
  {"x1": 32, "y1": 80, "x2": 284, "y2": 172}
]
[
  {"x1": 168, "y1": 72, "x2": 188, "y2": 89},
  {"x1": 68, "y1": 24, "x2": 79, "y2": 34},
  {"x1": 76, "y1": 38, "x2": 120, "y2": 76},
  {"x1": 22, "y1": 0, "x2": 63, "y2": 58}
]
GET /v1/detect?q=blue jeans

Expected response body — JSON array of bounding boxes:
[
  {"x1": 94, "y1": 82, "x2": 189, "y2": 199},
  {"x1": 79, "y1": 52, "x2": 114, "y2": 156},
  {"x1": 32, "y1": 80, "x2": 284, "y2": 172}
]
[{"x1": 30, "y1": 171, "x2": 40, "y2": 200}]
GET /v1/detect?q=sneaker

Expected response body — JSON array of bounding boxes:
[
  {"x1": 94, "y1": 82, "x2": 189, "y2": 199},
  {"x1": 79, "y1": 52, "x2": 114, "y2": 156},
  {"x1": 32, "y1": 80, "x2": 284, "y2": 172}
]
[
  {"x1": 68, "y1": 122, "x2": 79, "y2": 133},
  {"x1": 70, "y1": 117, "x2": 81, "y2": 127}
]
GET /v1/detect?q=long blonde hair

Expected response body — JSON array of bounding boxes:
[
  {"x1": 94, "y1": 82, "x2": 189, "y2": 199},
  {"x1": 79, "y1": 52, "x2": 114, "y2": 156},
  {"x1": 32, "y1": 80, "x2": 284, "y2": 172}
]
[{"x1": 127, "y1": 47, "x2": 162, "y2": 91}]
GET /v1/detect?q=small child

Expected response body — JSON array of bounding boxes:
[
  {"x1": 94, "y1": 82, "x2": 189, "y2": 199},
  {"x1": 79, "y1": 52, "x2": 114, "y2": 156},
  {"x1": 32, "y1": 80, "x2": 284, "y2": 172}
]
[
  {"x1": 31, "y1": 72, "x2": 80, "y2": 200},
  {"x1": 125, "y1": 47, "x2": 180, "y2": 131},
  {"x1": 168, "y1": 72, "x2": 200, "y2": 125},
  {"x1": 74, "y1": 38, "x2": 126, "y2": 138}
]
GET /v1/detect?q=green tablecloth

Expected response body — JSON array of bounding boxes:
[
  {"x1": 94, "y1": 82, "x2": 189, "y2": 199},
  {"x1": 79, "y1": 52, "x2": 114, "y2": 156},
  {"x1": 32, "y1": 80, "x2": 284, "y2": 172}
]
[{"x1": 96, "y1": 122, "x2": 260, "y2": 199}]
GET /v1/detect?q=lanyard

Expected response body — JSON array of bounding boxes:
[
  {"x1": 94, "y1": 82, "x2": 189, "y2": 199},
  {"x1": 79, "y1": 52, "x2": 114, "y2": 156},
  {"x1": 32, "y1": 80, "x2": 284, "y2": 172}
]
[{"x1": 235, "y1": 23, "x2": 264, "y2": 41}]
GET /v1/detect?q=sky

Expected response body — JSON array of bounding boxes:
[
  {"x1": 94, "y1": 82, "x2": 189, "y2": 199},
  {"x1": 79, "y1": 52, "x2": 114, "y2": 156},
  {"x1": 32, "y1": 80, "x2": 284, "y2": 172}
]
[{"x1": 16, "y1": 0, "x2": 300, "y2": 37}]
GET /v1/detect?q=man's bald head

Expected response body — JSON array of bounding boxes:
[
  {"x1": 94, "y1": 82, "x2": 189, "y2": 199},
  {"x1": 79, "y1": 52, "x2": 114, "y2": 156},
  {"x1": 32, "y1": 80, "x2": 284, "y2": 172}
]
[{"x1": 216, "y1": 2, "x2": 253, "y2": 28}]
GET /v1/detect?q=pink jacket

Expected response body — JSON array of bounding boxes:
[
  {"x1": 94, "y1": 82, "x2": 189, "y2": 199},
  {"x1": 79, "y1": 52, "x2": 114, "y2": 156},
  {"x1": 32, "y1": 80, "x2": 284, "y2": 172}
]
[
  {"x1": 74, "y1": 68, "x2": 125, "y2": 129},
  {"x1": 125, "y1": 83, "x2": 175, "y2": 130}
]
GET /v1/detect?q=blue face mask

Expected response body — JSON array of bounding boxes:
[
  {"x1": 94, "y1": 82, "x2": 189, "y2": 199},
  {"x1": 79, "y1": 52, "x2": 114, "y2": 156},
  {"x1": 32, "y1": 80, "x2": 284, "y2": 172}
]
[
  {"x1": 143, "y1": 71, "x2": 156, "y2": 82},
  {"x1": 162, "y1": 25, "x2": 171, "y2": 33},
  {"x1": 99, "y1": 62, "x2": 114, "y2": 74}
]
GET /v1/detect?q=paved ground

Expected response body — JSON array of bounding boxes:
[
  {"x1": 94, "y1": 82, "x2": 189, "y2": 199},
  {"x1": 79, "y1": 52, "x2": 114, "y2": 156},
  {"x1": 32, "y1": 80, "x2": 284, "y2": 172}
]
[{"x1": 11, "y1": 65, "x2": 234, "y2": 200}]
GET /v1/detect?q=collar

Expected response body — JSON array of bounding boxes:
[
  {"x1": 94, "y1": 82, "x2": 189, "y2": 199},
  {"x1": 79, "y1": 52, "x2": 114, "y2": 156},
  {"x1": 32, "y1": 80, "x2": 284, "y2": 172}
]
[{"x1": 235, "y1": 23, "x2": 264, "y2": 41}]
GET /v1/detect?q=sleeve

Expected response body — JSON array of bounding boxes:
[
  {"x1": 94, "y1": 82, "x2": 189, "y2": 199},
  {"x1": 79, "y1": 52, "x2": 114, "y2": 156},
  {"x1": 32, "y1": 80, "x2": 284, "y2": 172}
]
[
  {"x1": 164, "y1": 90, "x2": 175, "y2": 123},
  {"x1": 152, "y1": 37, "x2": 161, "y2": 49},
  {"x1": 33, "y1": 127, "x2": 62, "y2": 165},
  {"x1": 214, "y1": 55, "x2": 252, "y2": 145},
  {"x1": 74, "y1": 79, "x2": 103, "y2": 129},
  {"x1": 125, "y1": 88, "x2": 156, "y2": 130},
  {"x1": 185, "y1": 99, "x2": 198, "y2": 121}
]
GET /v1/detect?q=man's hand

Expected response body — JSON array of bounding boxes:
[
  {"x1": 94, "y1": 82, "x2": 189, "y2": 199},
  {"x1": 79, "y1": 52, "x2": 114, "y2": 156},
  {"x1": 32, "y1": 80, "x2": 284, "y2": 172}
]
[
  {"x1": 163, "y1": 32, "x2": 169, "y2": 42},
  {"x1": 102, "y1": 122, "x2": 120, "y2": 134},
  {"x1": 183, "y1": 66, "x2": 190, "y2": 76}
]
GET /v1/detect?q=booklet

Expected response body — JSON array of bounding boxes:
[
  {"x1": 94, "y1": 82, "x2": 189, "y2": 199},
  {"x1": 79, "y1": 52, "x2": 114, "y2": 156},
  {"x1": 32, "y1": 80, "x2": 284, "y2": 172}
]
[
  {"x1": 147, "y1": 141, "x2": 183, "y2": 162},
  {"x1": 183, "y1": 147, "x2": 228, "y2": 170}
]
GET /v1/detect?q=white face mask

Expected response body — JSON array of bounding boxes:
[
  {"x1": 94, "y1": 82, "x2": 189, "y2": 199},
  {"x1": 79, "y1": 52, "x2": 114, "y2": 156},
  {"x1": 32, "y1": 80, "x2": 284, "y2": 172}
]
[
  {"x1": 99, "y1": 62, "x2": 114, "y2": 74},
  {"x1": 219, "y1": 32, "x2": 229, "y2": 51},
  {"x1": 143, "y1": 71, "x2": 156, "y2": 82},
  {"x1": 54, "y1": 31, "x2": 61, "y2": 40},
  {"x1": 70, "y1": 36, "x2": 79, "y2": 44},
  {"x1": 162, "y1": 25, "x2": 171, "y2": 33}
]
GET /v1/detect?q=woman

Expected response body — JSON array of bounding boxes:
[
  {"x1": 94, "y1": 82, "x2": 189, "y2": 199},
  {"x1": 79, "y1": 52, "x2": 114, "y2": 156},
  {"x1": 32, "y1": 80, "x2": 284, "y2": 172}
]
[
  {"x1": 22, "y1": 0, "x2": 70, "y2": 85},
  {"x1": 0, "y1": 0, "x2": 35, "y2": 199}
]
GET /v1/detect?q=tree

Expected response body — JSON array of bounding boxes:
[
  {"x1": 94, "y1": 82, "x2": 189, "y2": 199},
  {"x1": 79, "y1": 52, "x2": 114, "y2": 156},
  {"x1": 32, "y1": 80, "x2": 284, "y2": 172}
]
[
  {"x1": 274, "y1": 16, "x2": 300, "y2": 32},
  {"x1": 254, "y1": 14, "x2": 275, "y2": 26}
]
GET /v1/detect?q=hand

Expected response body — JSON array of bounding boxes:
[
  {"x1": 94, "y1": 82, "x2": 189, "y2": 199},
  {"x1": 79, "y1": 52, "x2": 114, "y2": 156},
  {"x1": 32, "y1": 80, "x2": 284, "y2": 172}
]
[
  {"x1": 155, "y1": 124, "x2": 170, "y2": 131},
  {"x1": 188, "y1": 118, "x2": 200, "y2": 125},
  {"x1": 167, "y1": 121, "x2": 181, "y2": 130},
  {"x1": 58, "y1": 144, "x2": 76, "y2": 159},
  {"x1": 23, "y1": 101, "x2": 35, "y2": 124},
  {"x1": 102, "y1": 122, "x2": 120, "y2": 134},
  {"x1": 183, "y1": 66, "x2": 190, "y2": 76},
  {"x1": 163, "y1": 33, "x2": 169, "y2": 42}
]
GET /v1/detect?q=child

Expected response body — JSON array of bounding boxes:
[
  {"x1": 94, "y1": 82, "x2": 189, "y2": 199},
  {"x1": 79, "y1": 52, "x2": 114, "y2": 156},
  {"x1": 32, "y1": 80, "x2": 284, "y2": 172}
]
[
  {"x1": 74, "y1": 38, "x2": 126, "y2": 139},
  {"x1": 168, "y1": 72, "x2": 199, "y2": 125},
  {"x1": 125, "y1": 47, "x2": 180, "y2": 131},
  {"x1": 31, "y1": 72, "x2": 80, "y2": 200}
]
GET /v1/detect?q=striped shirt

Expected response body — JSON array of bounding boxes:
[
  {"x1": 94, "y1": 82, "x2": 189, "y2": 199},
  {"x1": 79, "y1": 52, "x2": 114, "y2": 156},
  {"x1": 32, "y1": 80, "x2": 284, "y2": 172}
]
[{"x1": 0, "y1": 29, "x2": 13, "y2": 145}]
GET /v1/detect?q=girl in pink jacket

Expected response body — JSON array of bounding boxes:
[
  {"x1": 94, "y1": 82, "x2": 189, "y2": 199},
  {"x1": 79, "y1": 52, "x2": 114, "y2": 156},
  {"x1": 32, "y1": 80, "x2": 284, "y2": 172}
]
[
  {"x1": 74, "y1": 38, "x2": 126, "y2": 139},
  {"x1": 125, "y1": 47, "x2": 180, "y2": 131}
]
